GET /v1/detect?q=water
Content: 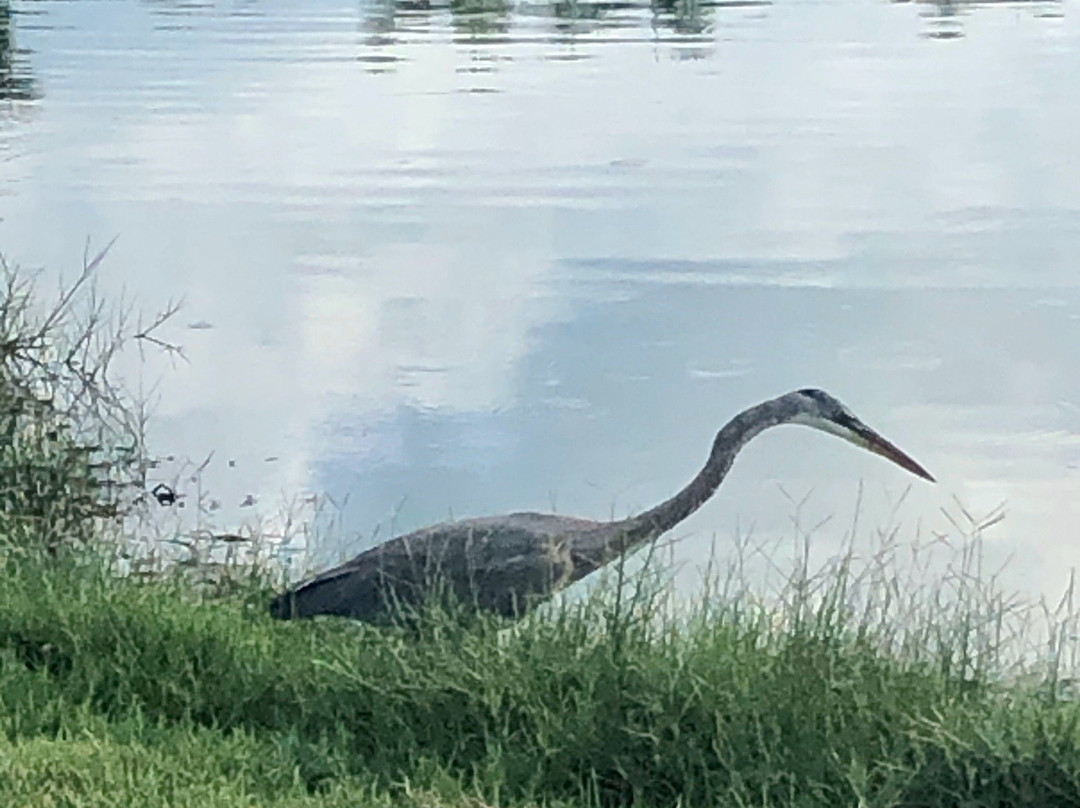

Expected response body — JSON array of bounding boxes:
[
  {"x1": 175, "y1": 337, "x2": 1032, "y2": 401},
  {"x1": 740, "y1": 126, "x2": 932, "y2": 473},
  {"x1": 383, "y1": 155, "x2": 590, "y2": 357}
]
[{"x1": 1, "y1": 0, "x2": 1078, "y2": 599}]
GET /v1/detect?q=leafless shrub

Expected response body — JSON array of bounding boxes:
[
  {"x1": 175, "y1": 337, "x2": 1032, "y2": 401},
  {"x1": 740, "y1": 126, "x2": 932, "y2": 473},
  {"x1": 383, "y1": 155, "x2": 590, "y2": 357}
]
[{"x1": 0, "y1": 239, "x2": 180, "y2": 554}]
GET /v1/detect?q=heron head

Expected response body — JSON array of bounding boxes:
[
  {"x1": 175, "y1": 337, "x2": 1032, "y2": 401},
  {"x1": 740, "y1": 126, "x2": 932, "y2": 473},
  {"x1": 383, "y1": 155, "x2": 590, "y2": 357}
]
[{"x1": 787, "y1": 388, "x2": 935, "y2": 482}]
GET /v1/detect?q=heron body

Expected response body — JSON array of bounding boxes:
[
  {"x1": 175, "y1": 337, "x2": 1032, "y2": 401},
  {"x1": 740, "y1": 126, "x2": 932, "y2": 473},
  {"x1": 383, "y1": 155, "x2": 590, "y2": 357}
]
[{"x1": 269, "y1": 389, "x2": 934, "y2": 622}]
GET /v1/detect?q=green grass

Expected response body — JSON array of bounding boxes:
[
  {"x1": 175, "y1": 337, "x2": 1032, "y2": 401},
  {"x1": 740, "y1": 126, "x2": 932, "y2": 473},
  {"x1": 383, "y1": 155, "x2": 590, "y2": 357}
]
[{"x1": 2, "y1": 551, "x2": 1080, "y2": 807}]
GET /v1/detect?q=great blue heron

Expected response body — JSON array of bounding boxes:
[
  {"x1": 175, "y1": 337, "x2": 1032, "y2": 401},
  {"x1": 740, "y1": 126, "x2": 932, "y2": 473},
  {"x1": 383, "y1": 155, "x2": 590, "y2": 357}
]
[{"x1": 269, "y1": 389, "x2": 933, "y2": 622}]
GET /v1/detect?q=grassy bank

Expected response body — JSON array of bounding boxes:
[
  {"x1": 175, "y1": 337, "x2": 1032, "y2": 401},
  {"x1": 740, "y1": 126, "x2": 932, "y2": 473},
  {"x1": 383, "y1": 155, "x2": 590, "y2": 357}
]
[
  {"x1": 3, "y1": 251, "x2": 1080, "y2": 806},
  {"x1": 2, "y1": 550, "x2": 1080, "y2": 807}
]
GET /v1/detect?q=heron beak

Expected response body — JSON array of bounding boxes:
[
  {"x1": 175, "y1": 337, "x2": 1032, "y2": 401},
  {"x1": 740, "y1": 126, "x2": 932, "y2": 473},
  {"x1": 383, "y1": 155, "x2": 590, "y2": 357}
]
[{"x1": 850, "y1": 422, "x2": 936, "y2": 483}]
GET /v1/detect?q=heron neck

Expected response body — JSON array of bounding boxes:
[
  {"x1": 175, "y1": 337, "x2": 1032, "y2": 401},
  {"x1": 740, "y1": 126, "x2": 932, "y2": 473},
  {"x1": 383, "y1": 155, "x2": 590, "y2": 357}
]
[{"x1": 569, "y1": 401, "x2": 787, "y2": 579}]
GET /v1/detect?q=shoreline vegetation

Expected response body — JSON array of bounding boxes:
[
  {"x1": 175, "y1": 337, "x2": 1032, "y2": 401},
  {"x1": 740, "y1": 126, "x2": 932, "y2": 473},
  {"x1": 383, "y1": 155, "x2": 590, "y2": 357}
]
[{"x1": 3, "y1": 251, "x2": 1080, "y2": 807}]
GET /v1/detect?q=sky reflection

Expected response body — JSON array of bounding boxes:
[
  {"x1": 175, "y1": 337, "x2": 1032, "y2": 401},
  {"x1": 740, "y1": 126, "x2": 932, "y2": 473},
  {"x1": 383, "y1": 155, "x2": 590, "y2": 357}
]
[{"x1": 1, "y1": 0, "x2": 1078, "y2": 601}]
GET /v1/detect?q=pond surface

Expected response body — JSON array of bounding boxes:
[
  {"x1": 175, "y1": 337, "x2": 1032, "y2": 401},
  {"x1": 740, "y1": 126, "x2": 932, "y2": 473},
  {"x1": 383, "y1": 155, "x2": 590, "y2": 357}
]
[{"x1": 2, "y1": 0, "x2": 1078, "y2": 599}]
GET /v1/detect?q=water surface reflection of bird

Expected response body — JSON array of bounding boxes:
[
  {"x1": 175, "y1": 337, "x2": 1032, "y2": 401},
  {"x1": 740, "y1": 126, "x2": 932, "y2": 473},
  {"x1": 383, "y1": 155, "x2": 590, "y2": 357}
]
[{"x1": 270, "y1": 389, "x2": 934, "y2": 623}]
